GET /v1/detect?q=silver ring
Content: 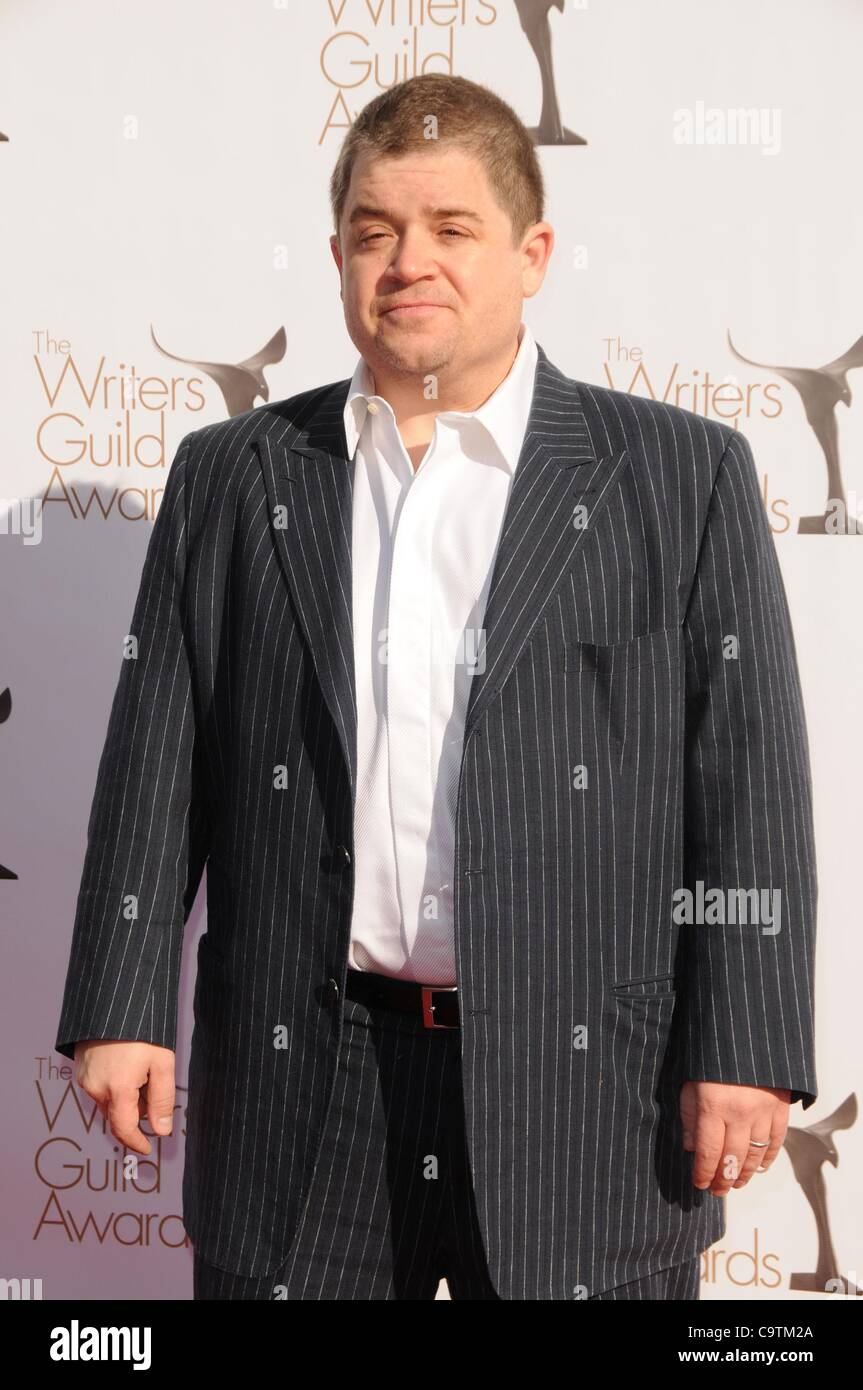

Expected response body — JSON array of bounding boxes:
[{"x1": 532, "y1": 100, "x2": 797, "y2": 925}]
[{"x1": 748, "y1": 1140, "x2": 770, "y2": 1148}]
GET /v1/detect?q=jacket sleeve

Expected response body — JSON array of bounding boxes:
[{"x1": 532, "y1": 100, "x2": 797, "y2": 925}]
[
  {"x1": 54, "y1": 431, "x2": 210, "y2": 1061},
  {"x1": 678, "y1": 426, "x2": 818, "y2": 1108}
]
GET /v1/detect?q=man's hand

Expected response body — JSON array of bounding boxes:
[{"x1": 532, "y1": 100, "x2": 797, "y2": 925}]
[
  {"x1": 74, "y1": 1040, "x2": 177, "y2": 1155},
  {"x1": 680, "y1": 1080, "x2": 791, "y2": 1195}
]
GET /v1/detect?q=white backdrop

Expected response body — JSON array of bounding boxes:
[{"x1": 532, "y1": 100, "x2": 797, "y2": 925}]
[{"x1": 1, "y1": 0, "x2": 860, "y2": 1301}]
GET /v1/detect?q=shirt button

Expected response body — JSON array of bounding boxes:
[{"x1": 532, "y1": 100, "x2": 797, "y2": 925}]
[{"x1": 367, "y1": 401, "x2": 379, "y2": 415}]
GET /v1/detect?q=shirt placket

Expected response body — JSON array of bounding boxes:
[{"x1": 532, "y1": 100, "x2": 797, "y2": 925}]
[{"x1": 383, "y1": 415, "x2": 438, "y2": 967}]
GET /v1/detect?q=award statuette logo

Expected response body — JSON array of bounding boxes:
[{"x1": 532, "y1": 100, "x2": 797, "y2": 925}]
[
  {"x1": 728, "y1": 330, "x2": 863, "y2": 534},
  {"x1": 513, "y1": 0, "x2": 587, "y2": 146},
  {"x1": 783, "y1": 1093, "x2": 861, "y2": 1294},
  {"x1": 150, "y1": 325, "x2": 287, "y2": 418}
]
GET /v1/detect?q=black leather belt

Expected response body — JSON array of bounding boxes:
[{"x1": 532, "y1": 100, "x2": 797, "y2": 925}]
[{"x1": 344, "y1": 967, "x2": 459, "y2": 1030}]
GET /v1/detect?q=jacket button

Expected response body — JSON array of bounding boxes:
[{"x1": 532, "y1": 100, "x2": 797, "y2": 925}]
[
  {"x1": 326, "y1": 977, "x2": 339, "y2": 1003},
  {"x1": 336, "y1": 844, "x2": 352, "y2": 867}
]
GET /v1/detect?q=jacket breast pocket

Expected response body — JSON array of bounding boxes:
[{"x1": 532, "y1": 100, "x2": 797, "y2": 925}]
[
  {"x1": 563, "y1": 624, "x2": 678, "y2": 675},
  {"x1": 561, "y1": 625, "x2": 682, "y2": 772}
]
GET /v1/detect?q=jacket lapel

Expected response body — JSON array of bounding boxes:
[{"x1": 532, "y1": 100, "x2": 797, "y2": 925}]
[
  {"x1": 463, "y1": 350, "x2": 631, "y2": 736},
  {"x1": 254, "y1": 344, "x2": 631, "y2": 801},
  {"x1": 256, "y1": 412, "x2": 358, "y2": 797}
]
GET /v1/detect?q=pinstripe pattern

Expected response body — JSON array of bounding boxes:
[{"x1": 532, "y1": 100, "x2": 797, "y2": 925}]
[
  {"x1": 55, "y1": 341, "x2": 817, "y2": 1299},
  {"x1": 194, "y1": 986, "x2": 498, "y2": 1299},
  {"x1": 191, "y1": 985, "x2": 701, "y2": 1301},
  {"x1": 587, "y1": 1254, "x2": 701, "y2": 1302}
]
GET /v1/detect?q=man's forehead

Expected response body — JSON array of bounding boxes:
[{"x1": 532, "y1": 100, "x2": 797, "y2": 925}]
[{"x1": 349, "y1": 147, "x2": 487, "y2": 190}]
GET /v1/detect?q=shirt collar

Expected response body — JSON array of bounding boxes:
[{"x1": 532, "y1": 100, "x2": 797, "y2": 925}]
[{"x1": 343, "y1": 321, "x2": 538, "y2": 475}]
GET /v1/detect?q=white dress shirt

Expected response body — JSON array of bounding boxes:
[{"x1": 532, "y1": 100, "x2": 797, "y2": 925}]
[{"x1": 343, "y1": 321, "x2": 538, "y2": 984}]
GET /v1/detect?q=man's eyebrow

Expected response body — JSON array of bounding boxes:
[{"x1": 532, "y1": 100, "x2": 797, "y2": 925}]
[{"x1": 347, "y1": 203, "x2": 484, "y2": 226}]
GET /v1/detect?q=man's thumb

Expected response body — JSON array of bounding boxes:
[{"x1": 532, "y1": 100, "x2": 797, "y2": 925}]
[{"x1": 147, "y1": 1060, "x2": 176, "y2": 1135}]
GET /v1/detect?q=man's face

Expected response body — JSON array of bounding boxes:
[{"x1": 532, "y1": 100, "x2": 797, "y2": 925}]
[{"x1": 330, "y1": 145, "x2": 551, "y2": 384}]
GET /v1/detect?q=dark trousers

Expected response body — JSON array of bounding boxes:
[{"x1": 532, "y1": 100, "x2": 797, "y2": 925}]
[{"x1": 193, "y1": 984, "x2": 701, "y2": 1301}]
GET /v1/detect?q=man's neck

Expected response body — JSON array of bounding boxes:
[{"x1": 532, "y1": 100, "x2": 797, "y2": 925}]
[{"x1": 368, "y1": 332, "x2": 522, "y2": 466}]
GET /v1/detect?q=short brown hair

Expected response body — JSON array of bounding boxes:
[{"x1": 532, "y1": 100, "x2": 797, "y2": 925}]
[{"x1": 329, "y1": 74, "x2": 545, "y2": 247}]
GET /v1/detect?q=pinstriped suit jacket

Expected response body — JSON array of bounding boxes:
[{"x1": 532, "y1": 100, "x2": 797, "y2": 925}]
[{"x1": 55, "y1": 342, "x2": 818, "y2": 1298}]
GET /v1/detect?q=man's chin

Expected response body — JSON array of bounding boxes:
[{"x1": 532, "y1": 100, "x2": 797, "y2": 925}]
[{"x1": 373, "y1": 329, "x2": 455, "y2": 374}]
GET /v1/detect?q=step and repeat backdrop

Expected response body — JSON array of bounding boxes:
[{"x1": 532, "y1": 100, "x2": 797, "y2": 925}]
[{"x1": 1, "y1": 0, "x2": 860, "y2": 1301}]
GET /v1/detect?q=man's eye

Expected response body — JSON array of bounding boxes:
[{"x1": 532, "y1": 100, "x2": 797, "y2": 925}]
[{"x1": 359, "y1": 228, "x2": 466, "y2": 244}]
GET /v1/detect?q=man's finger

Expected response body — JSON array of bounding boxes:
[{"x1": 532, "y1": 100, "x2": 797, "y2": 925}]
[
  {"x1": 731, "y1": 1128, "x2": 773, "y2": 1187},
  {"x1": 107, "y1": 1086, "x2": 151, "y2": 1156},
  {"x1": 751, "y1": 1106, "x2": 787, "y2": 1176},
  {"x1": 146, "y1": 1057, "x2": 176, "y2": 1137},
  {"x1": 690, "y1": 1110, "x2": 726, "y2": 1189},
  {"x1": 709, "y1": 1122, "x2": 751, "y2": 1195}
]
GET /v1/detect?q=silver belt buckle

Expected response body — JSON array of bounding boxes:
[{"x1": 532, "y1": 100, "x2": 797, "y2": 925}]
[{"x1": 420, "y1": 985, "x2": 458, "y2": 1030}]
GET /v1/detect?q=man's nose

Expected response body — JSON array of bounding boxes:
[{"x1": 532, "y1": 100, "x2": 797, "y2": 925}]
[{"x1": 385, "y1": 228, "x2": 438, "y2": 280}]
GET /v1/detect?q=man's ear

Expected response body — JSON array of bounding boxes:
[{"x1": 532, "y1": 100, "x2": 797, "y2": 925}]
[{"x1": 330, "y1": 236, "x2": 344, "y2": 301}]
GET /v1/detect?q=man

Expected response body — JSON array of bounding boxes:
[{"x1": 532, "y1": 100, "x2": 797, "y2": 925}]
[{"x1": 55, "y1": 73, "x2": 818, "y2": 1301}]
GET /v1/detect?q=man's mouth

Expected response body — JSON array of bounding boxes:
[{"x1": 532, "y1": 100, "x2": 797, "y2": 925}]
[{"x1": 381, "y1": 303, "x2": 444, "y2": 318}]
